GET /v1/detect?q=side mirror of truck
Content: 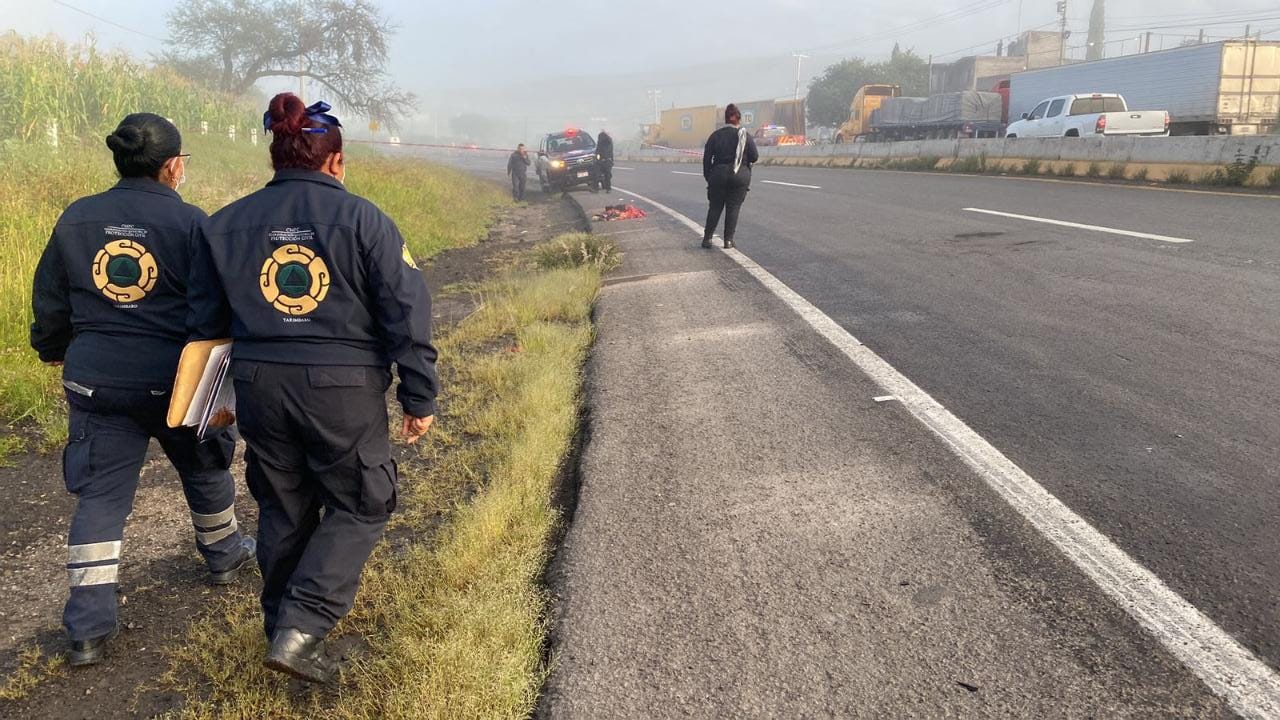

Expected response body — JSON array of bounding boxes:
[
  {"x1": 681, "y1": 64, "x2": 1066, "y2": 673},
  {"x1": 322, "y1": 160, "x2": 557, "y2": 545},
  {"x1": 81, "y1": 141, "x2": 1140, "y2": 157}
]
[{"x1": 1021, "y1": 113, "x2": 1029, "y2": 120}]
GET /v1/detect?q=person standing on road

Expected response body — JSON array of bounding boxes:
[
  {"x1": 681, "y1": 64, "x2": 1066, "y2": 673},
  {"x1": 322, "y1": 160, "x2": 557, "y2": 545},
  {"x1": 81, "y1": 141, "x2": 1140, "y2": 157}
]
[
  {"x1": 30, "y1": 113, "x2": 255, "y2": 668},
  {"x1": 701, "y1": 104, "x2": 758, "y2": 249},
  {"x1": 597, "y1": 130, "x2": 615, "y2": 193},
  {"x1": 507, "y1": 143, "x2": 530, "y2": 201},
  {"x1": 189, "y1": 93, "x2": 439, "y2": 684}
]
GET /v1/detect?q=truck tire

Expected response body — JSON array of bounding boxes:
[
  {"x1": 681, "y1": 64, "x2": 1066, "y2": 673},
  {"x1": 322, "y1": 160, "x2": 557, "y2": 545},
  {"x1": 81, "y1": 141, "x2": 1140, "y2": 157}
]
[
  {"x1": 1065, "y1": 130, "x2": 1079, "y2": 137},
  {"x1": 1006, "y1": 134, "x2": 1017, "y2": 139}
]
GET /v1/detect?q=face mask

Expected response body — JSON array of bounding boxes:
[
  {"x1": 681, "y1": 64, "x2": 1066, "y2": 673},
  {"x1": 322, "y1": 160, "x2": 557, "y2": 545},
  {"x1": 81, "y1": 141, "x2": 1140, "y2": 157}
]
[{"x1": 168, "y1": 158, "x2": 186, "y2": 190}]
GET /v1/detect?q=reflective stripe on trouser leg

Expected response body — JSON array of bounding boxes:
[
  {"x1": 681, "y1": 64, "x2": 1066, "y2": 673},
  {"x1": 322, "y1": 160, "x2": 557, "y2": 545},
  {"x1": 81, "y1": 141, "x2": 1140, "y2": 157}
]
[
  {"x1": 67, "y1": 540, "x2": 122, "y2": 587},
  {"x1": 192, "y1": 504, "x2": 239, "y2": 546}
]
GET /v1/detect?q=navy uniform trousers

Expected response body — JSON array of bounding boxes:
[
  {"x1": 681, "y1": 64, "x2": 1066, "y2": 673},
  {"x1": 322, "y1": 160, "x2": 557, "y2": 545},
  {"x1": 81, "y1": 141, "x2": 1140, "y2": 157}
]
[
  {"x1": 231, "y1": 361, "x2": 397, "y2": 639},
  {"x1": 63, "y1": 386, "x2": 243, "y2": 641}
]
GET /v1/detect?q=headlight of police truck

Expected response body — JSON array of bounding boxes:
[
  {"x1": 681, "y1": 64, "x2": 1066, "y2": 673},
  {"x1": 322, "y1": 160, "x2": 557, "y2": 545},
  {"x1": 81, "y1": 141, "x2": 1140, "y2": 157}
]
[{"x1": 551, "y1": 160, "x2": 565, "y2": 169}]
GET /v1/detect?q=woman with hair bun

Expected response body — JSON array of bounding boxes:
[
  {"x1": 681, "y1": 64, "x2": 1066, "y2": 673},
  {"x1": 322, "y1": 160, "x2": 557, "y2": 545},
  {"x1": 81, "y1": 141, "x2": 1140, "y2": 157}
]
[
  {"x1": 30, "y1": 113, "x2": 255, "y2": 667},
  {"x1": 189, "y1": 93, "x2": 439, "y2": 684},
  {"x1": 701, "y1": 103, "x2": 759, "y2": 249}
]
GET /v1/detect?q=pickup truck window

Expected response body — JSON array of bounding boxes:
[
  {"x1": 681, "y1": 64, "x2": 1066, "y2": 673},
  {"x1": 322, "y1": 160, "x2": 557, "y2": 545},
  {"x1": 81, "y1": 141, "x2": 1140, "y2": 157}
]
[
  {"x1": 1047, "y1": 99, "x2": 1066, "y2": 117},
  {"x1": 1029, "y1": 101, "x2": 1050, "y2": 120},
  {"x1": 548, "y1": 134, "x2": 595, "y2": 153},
  {"x1": 1070, "y1": 97, "x2": 1126, "y2": 115}
]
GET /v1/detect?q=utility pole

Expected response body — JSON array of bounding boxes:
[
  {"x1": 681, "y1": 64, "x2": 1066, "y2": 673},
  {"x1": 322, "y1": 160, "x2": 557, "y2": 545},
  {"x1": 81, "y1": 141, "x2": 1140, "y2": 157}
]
[
  {"x1": 1145, "y1": 31, "x2": 1153, "y2": 53},
  {"x1": 1057, "y1": 0, "x2": 1069, "y2": 65},
  {"x1": 792, "y1": 53, "x2": 810, "y2": 102},
  {"x1": 1198, "y1": 28, "x2": 1205, "y2": 45},
  {"x1": 647, "y1": 90, "x2": 662, "y2": 125}
]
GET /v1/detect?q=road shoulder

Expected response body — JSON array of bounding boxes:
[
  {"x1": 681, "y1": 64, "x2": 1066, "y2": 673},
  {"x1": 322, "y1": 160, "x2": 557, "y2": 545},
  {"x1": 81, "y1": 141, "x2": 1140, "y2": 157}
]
[{"x1": 539, "y1": 192, "x2": 1227, "y2": 718}]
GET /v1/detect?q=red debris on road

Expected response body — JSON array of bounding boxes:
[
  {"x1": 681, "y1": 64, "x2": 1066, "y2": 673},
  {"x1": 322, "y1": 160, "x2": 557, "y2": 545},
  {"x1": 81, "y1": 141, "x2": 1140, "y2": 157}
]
[{"x1": 593, "y1": 204, "x2": 648, "y2": 222}]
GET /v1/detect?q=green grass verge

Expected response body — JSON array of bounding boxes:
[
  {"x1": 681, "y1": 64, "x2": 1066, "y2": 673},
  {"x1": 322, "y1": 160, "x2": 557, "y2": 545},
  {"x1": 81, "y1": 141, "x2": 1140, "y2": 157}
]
[
  {"x1": 162, "y1": 243, "x2": 604, "y2": 719},
  {"x1": 0, "y1": 137, "x2": 506, "y2": 455}
]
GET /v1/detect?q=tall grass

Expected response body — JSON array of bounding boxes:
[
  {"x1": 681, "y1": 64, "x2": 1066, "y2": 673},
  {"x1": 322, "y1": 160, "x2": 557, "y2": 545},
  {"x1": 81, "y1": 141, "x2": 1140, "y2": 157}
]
[
  {"x1": 164, "y1": 255, "x2": 604, "y2": 719},
  {"x1": 0, "y1": 32, "x2": 253, "y2": 142},
  {"x1": 0, "y1": 33, "x2": 506, "y2": 446}
]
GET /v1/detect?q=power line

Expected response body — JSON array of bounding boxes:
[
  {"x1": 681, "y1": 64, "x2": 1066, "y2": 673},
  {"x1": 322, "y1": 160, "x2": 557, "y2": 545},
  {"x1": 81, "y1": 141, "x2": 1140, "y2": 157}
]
[
  {"x1": 802, "y1": 0, "x2": 1014, "y2": 54},
  {"x1": 50, "y1": 0, "x2": 170, "y2": 43}
]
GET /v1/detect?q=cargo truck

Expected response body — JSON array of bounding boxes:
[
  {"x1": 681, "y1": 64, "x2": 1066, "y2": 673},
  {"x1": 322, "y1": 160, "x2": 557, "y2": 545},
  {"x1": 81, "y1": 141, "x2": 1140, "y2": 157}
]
[
  {"x1": 867, "y1": 91, "x2": 1006, "y2": 141},
  {"x1": 836, "y1": 84, "x2": 900, "y2": 143},
  {"x1": 1008, "y1": 40, "x2": 1280, "y2": 136},
  {"x1": 652, "y1": 105, "x2": 719, "y2": 150}
]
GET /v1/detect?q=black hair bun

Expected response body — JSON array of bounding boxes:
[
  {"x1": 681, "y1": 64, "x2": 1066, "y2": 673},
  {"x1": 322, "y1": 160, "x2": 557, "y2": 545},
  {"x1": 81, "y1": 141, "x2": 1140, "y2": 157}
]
[{"x1": 106, "y1": 125, "x2": 146, "y2": 154}]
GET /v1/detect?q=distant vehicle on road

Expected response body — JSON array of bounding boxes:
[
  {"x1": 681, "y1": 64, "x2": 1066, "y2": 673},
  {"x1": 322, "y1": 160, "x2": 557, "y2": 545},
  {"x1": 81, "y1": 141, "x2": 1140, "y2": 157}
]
[
  {"x1": 1008, "y1": 41, "x2": 1279, "y2": 135},
  {"x1": 836, "y1": 84, "x2": 900, "y2": 143},
  {"x1": 536, "y1": 129, "x2": 600, "y2": 193},
  {"x1": 753, "y1": 125, "x2": 805, "y2": 147},
  {"x1": 867, "y1": 90, "x2": 1006, "y2": 141},
  {"x1": 1004, "y1": 93, "x2": 1169, "y2": 138}
]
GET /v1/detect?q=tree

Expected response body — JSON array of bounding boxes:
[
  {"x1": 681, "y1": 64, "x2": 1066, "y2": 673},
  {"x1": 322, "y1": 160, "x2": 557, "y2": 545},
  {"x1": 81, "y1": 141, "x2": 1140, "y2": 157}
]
[
  {"x1": 1086, "y1": 0, "x2": 1106, "y2": 61},
  {"x1": 806, "y1": 50, "x2": 929, "y2": 127},
  {"x1": 162, "y1": 0, "x2": 414, "y2": 128}
]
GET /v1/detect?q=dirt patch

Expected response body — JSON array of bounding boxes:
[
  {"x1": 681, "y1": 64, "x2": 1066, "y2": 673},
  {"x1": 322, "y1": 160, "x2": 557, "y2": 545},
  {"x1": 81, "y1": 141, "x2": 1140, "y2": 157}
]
[
  {"x1": 426, "y1": 193, "x2": 589, "y2": 325},
  {"x1": 0, "y1": 192, "x2": 584, "y2": 719}
]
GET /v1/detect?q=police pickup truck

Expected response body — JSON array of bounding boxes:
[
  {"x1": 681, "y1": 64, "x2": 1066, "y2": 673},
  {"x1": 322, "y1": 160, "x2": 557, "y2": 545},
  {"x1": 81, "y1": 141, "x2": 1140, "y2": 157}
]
[
  {"x1": 1005, "y1": 93, "x2": 1169, "y2": 138},
  {"x1": 537, "y1": 129, "x2": 600, "y2": 193}
]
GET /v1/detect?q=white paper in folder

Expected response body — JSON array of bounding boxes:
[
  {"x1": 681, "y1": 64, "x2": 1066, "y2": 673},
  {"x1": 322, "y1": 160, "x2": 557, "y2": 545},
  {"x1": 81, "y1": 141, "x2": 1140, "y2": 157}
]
[{"x1": 182, "y1": 342, "x2": 234, "y2": 429}]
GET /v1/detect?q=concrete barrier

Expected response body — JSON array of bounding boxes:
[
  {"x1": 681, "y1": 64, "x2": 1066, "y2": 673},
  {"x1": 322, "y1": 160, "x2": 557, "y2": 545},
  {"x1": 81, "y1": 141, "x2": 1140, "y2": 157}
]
[{"x1": 625, "y1": 135, "x2": 1280, "y2": 187}]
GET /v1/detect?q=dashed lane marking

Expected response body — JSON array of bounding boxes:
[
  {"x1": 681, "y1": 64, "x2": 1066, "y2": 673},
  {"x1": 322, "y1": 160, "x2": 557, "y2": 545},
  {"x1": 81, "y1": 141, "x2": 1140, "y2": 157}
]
[
  {"x1": 964, "y1": 208, "x2": 1194, "y2": 243},
  {"x1": 762, "y1": 180, "x2": 822, "y2": 190}
]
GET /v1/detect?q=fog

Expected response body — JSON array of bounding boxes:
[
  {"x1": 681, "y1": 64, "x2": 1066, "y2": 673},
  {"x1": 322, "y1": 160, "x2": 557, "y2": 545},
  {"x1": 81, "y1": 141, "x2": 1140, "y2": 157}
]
[{"x1": 10, "y1": 0, "x2": 1280, "y2": 143}]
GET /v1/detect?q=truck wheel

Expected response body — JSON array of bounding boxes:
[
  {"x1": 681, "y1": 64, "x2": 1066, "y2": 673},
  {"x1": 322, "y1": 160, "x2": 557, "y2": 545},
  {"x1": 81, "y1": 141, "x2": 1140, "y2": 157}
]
[
  {"x1": 589, "y1": 180, "x2": 600, "y2": 193},
  {"x1": 1065, "y1": 130, "x2": 1079, "y2": 137},
  {"x1": 1005, "y1": 134, "x2": 1017, "y2": 139}
]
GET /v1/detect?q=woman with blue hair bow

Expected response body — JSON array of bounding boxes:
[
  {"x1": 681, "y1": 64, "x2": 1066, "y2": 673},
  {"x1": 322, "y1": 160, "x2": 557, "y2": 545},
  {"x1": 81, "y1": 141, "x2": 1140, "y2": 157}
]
[{"x1": 188, "y1": 92, "x2": 440, "y2": 684}]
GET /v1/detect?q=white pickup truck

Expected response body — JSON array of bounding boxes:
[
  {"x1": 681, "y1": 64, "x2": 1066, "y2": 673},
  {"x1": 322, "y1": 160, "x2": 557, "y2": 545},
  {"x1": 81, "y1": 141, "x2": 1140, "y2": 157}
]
[{"x1": 1005, "y1": 94, "x2": 1170, "y2": 138}]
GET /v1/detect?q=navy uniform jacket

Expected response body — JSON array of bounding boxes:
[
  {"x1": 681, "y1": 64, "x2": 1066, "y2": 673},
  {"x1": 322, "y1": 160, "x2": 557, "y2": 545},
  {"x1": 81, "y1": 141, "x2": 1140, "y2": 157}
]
[
  {"x1": 189, "y1": 170, "x2": 439, "y2": 418},
  {"x1": 31, "y1": 178, "x2": 206, "y2": 390}
]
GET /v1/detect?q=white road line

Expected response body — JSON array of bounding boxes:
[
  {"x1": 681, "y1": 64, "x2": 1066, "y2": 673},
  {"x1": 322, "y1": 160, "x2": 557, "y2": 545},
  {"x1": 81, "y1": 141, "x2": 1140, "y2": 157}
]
[
  {"x1": 762, "y1": 180, "x2": 822, "y2": 190},
  {"x1": 615, "y1": 185, "x2": 1280, "y2": 720},
  {"x1": 671, "y1": 171, "x2": 702, "y2": 176},
  {"x1": 965, "y1": 207, "x2": 1194, "y2": 244},
  {"x1": 613, "y1": 167, "x2": 635, "y2": 171}
]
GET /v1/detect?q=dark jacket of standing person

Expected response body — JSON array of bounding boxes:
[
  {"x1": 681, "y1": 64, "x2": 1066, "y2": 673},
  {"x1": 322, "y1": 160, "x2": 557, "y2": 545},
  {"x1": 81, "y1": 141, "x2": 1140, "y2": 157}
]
[
  {"x1": 701, "y1": 104, "x2": 759, "y2": 249},
  {"x1": 30, "y1": 113, "x2": 253, "y2": 668},
  {"x1": 507, "y1": 148, "x2": 530, "y2": 176},
  {"x1": 188, "y1": 93, "x2": 438, "y2": 685},
  {"x1": 597, "y1": 131, "x2": 614, "y2": 164}
]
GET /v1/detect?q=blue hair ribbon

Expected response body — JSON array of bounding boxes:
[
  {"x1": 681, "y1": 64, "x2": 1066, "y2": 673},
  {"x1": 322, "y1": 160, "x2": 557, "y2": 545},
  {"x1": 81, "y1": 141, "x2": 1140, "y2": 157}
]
[{"x1": 263, "y1": 100, "x2": 344, "y2": 134}]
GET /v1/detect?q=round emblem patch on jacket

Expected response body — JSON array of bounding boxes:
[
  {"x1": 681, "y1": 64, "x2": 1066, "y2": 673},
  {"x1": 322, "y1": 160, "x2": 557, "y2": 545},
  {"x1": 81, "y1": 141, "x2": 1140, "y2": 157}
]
[
  {"x1": 259, "y1": 244, "x2": 331, "y2": 316},
  {"x1": 93, "y1": 239, "x2": 158, "y2": 303}
]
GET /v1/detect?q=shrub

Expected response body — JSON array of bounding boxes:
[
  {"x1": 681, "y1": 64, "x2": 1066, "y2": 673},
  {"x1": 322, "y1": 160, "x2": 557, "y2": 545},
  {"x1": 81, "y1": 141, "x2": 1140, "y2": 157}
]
[
  {"x1": 1086, "y1": 162, "x2": 1103, "y2": 178},
  {"x1": 1133, "y1": 167, "x2": 1150, "y2": 182},
  {"x1": 533, "y1": 233, "x2": 621, "y2": 273},
  {"x1": 1020, "y1": 158, "x2": 1041, "y2": 175},
  {"x1": 951, "y1": 154, "x2": 987, "y2": 174},
  {"x1": 1060, "y1": 163, "x2": 1077, "y2": 178},
  {"x1": 1166, "y1": 170, "x2": 1190, "y2": 185},
  {"x1": 1267, "y1": 167, "x2": 1280, "y2": 189},
  {"x1": 1223, "y1": 151, "x2": 1258, "y2": 187},
  {"x1": 1107, "y1": 164, "x2": 1129, "y2": 180}
]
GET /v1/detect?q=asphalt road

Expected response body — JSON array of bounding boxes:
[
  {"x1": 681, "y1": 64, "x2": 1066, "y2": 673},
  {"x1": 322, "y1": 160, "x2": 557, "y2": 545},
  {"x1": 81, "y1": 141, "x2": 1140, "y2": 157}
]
[
  {"x1": 604, "y1": 162, "x2": 1280, "y2": 670},
  {"x1": 428, "y1": 148, "x2": 1280, "y2": 709}
]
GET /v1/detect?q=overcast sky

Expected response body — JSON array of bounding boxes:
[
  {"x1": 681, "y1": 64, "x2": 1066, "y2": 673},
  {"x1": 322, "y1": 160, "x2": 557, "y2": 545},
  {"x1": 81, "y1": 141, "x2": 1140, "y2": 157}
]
[{"x1": 9, "y1": 0, "x2": 1280, "y2": 136}]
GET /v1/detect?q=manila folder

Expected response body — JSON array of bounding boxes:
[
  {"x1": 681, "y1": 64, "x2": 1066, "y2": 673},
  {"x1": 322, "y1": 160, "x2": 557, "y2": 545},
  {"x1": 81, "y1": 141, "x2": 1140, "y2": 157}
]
[{"x1": 167, "y1": 339, "x2": 232, "y2": 429}]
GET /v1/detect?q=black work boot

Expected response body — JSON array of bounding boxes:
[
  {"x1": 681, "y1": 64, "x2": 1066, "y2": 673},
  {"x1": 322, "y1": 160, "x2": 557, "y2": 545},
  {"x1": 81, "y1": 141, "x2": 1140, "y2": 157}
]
[
  {"x1": 68, "y1": 626, "x2": 118, "y2": 667},
  {"x1": 723, "y1": 238, "x2": 736, "y2": 249},
  {"x1": 209, "y1": 536, "x2": 257, "y2": 586},
  {"x1": 701, "y1": 236, "x2": 712, "y2": 249},
  {"x1": 264, "y1": 628, "x2": 337, "y2": 684}
]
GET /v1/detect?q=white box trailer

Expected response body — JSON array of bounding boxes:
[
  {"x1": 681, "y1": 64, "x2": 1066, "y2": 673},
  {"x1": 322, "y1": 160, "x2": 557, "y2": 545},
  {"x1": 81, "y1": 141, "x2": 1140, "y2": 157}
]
[{"x1": 1008, "y1": 40, "x2": 1280, "y2": 135}]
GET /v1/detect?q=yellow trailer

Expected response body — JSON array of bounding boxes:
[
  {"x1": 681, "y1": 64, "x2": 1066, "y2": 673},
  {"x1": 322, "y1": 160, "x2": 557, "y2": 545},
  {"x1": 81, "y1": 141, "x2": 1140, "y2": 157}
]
[{"x1": 655, "y1": 105, "x2": 719, "y2": 150}]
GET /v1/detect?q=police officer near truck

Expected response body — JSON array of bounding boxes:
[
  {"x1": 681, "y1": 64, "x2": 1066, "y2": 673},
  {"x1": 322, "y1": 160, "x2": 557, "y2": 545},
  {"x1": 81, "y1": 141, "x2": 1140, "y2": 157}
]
[
  {"x1": 507, "y1": 143, "x2": 530, "y2": 201},
  {"x1": 596, "y1": 130, "x2": 615, "y2": 193},
  {"x1": 188, "y1": 93, "x2": 439, "y2": 684},
  {"x1": 30, "y1": 113, "x2": 255, "y2": 667}
]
